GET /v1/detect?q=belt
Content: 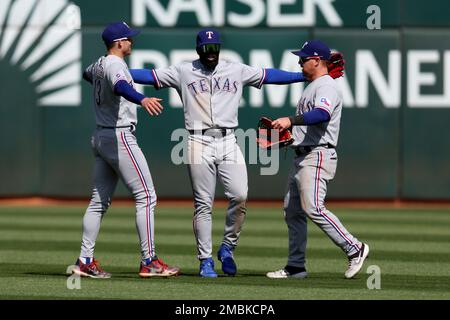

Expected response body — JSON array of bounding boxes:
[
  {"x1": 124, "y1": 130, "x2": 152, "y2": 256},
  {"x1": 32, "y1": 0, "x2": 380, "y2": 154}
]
[
  {"x1": 294, "y1": 143, "x2": 335, "y2": 156},
  {"x1": 188, "y1": 128, "x2": 234, "y2": 136}
]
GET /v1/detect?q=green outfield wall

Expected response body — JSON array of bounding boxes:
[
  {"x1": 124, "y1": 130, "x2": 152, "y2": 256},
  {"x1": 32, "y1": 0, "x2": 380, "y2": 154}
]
[{"x1": 1, "y1": 0, "x2": 449, "y2": 199}]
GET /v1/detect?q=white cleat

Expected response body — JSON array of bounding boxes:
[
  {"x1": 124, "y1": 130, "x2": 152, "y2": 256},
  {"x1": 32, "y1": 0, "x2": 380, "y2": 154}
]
[
  {"x1": 266, "y1": 268, "x2": 308, "y2": 279},
  {"x1": 345, "y1": 243, "x2": 370, "y2": 279}
]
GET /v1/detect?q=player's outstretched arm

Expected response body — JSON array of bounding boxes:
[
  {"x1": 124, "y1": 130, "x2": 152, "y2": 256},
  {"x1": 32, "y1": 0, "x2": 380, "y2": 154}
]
[
  {"x1": 263, "y1": 51, "x2": 345, "y2": 85},
  {"x1": 114, "y1": 80, "x2": 163, "y2": 116},
  {"x1": 263, "y1": 68, "x2": 306, "y2": 85},
  {"x1": 129, "y1": 69, "x2": 156, "y2": 85}
]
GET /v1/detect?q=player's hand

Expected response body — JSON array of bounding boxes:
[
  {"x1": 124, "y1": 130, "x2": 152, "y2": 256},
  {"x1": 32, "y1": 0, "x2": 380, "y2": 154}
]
[
  {"x1": 141, "y1": 97, "x2": 163, "y2": 116},
  {"x1": 272, "y1": 117, "x2": 292, "y2": 130}
]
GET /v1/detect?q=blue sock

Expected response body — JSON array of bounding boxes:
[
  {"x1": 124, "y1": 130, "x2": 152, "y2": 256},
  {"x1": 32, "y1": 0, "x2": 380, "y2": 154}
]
[
  {"x1": 142, "y1": 258, "x2": 152, "y2": 265},
  {"x1": 79, "y1": 257, "x2": 92, "y2": 264}
]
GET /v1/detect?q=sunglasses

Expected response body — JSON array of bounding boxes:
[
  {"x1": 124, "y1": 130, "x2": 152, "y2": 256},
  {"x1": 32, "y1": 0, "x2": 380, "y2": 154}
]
[
  {"x1": 114, "y1": 37, "x2": 133, "y2": 44},
  {"x1": 199, "y1": 43, "x2": 221, "y2": 53},
  {"x1": 299, "y1": 56, "x2": 320, "y2": 66}
]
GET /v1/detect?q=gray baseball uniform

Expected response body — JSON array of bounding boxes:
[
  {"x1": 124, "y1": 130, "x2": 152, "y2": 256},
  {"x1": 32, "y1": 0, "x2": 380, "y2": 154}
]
[
  {"x1": 152, "y1": 59, "x2": 264, "y2": 259},
  {"x1": 285, "y1": 74, "x2": 362, "y2": 268},
  {"x1": 80, "y1": 55, "x2": 157, "y2": 262}
]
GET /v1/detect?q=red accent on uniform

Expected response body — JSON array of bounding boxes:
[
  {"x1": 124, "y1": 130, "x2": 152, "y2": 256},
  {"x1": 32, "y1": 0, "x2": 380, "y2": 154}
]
[
  {"x1": 315, "y1": 151, "x2": 356, "y2": 249},
  {"x1": 120, "y1": 132, "x2": 153, "y2": 258},
  {"x1": 258, "y1": 68, "x2": 266, "y2": 89},
  {"x1": 152, "y1": 69, "x2": 161, "y2": 89}
]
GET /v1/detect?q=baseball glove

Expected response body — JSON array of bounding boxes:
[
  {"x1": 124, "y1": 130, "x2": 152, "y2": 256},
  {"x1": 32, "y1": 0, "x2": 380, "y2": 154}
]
[
  {"x1": 327, "y1": 52, "x2": 345, "y2": 79},
  {"x1": 256, "y1": 117, "x2": 294, "y2": 149}
]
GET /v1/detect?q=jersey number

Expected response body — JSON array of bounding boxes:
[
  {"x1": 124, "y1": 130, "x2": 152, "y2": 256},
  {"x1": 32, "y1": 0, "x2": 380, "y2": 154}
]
[{"x1": 95, "y1": 79, "x2": 102, "y2": 105}]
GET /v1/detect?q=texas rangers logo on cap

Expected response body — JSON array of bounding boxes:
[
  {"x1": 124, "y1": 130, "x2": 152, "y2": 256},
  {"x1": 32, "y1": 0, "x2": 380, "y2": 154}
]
[{"x1": 196, "y1": 28, "x2": 222, "y2": 47}]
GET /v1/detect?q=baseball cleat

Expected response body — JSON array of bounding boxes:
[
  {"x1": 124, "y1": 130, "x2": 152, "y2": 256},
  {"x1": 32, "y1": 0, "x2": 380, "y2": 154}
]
[
  {"x1": 199, "y1": 257, "x2": 218, "y2": 278},
  {"x1": 266, "y1": 267, "x2": 308, "y2": 279},
  {"x1": 73, "y1": 258, "x2": 111, "y2": 279},
  {"x1": 217, "y1": 244, "x2": 237, "y2": 276},
  {"x1": 139, "y1": 257, "x2": 180, "y2": 278},
  {"x1": 345, "y1": 243, "x2": 370, "y2": 279}
]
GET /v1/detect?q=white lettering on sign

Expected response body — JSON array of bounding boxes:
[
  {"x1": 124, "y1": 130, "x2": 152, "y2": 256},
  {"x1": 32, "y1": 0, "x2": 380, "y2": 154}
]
[
  {"x1": 355, "y1": 50, "x2": 401, "y2": 108},
  {"x1": 132, "y1": 0, "x2": 343, "y2": 27},
  {"x1": 407, "y1": 51, "x2": 450, "y2": 108},
  {"x1": 131, "y1": 49, "x2": 450, "y2": 109}
]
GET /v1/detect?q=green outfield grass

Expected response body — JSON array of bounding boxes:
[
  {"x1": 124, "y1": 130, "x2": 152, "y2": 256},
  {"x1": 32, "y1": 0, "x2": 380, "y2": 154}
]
[{"x1": 0, "y1": 204, "x2": 449, "y2": 300}]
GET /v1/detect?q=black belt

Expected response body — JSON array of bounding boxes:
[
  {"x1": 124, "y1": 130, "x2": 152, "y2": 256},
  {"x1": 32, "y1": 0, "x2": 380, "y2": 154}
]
[
  {"x1": 188, "y1": 128, "x2": 233, "y2": 136},
  {"x1": 294, "y1": 143, "x2": 334, "y2": 156}
]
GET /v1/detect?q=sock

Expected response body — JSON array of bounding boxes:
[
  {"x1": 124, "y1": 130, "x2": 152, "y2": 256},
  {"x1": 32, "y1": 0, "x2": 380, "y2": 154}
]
[{"x1": 79, "y1": 257, "x2": 92, "y2": 264}]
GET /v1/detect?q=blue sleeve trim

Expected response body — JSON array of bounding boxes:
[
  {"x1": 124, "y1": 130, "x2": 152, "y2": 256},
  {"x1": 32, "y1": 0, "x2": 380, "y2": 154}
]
[
  {"x1": 256, "y1": 68, "x2": 266, "y2": 89},
  {"x1": 129, "y1": 69, "x2": 156, "y2": 85},
  {"x1": 303, "y1": 108, "x2": 331, "y2": 125},
  {"x1": 114, "y1": 80, "x2": 145, "y2": 105},
  {"x1": 263, "y1": 68, "x2": 305, "y2": 84}
]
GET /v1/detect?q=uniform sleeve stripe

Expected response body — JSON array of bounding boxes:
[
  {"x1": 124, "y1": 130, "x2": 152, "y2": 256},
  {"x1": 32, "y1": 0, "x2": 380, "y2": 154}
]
[
  {"x1": 152, "y1": 69, "x2": 161, "y2": 89},
  {"x1": 257, "y1": 68, "x2": 266, "y2": 89},
  {"x1": 113, "y1": 77, "x2": 126, "y2": 87},
  {"x1": 316, "y1": 106, "x2": 332, "y2": 116}
]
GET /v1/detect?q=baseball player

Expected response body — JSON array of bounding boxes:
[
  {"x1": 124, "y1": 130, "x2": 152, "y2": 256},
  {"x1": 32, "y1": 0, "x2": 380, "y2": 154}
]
[
  {"x1": 267, "y1": 40, "x2": 369, "y2": 279},
  {"x1": 73, "y1": 21, "x2": 180, "y2": 279},
  {"x1": 129, "y1": 29, "x2": 344, "y2": 278}
]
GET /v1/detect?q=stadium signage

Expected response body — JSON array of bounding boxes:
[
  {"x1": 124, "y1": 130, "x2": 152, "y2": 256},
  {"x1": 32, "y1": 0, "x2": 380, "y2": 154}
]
[
  {"x1": 132, "y1": 0, "x2": 343, "y2": 27},
  {"x1": 132, "y1": 49, "x2": 450, "y2": 109}
]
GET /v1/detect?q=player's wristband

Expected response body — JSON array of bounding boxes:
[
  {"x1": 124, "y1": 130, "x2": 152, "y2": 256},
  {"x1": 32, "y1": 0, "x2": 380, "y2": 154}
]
[{"x1": 289, "y1": 115, "x2": 305, "y2": 126}]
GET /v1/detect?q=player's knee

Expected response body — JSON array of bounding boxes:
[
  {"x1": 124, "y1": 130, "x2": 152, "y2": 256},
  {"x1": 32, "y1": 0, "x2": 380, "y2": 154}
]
[
  {"x1": 88, "y1": 197, "x2": 111, "y2": 213},
  {"x1": 229, "y1": 190, "x2": 247, "y2": 204},
  {"x1": 283, "y1": 207, "x2": 307, "y2": 225},
  {"x1": 194, "y1": 199, "x2": 213, "y2": 215},
  {"x1": 284, "y1": 199, "x2": 299, "y2": 216},
  {"x1": 283, "y1": 208, "x2": 295, "y2": 221},
  {"x1": 134, "y1": 188, "x2": 157, "y2": 206},
  {"x1": 303, "y1": 203, "x2": 326, "y2": 219}
]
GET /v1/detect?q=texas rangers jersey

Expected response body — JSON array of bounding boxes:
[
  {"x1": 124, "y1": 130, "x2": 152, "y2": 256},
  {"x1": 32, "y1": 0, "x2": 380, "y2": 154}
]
[
  {"x1": 292, "y1": 74, "x2": 342, "y2": 147},
  {"x1": 84, "y1": 55, "x2": 137, "y2": 127},
  {"x1": 152, "y1": 59, "x2": 264, "y2": 130}
]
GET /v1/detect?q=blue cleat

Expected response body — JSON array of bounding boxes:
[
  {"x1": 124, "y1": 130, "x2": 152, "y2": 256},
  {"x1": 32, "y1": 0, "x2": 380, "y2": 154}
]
[
  {"x1": 199, "y1": 258, "x2": 218, "y2": 278},
  {"x1": 217, "y1": 244, "x2": 237, "y2": 276}
]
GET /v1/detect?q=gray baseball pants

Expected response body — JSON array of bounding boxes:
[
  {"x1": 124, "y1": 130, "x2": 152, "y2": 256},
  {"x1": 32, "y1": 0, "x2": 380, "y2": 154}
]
[
  {"x1": 187, "y1": 132, "x2": 247, "y2": 260},
  {"x1": 284, "y1": 147, "x2": 362, "y2": 268},
  {"x1": 80, "y1": 127, "x2": 157, "y2": 261}
]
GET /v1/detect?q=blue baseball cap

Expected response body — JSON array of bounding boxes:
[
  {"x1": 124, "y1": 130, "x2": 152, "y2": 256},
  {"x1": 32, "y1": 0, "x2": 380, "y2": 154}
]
[
  {"x1": 291, "y1": 40, "x2": 331, "y2": 60},
  {"x1": 102, "y1": 21, "x2": 140, "y2": 45},
  {"x1": 196, "y1": 29, "x2": 222, "y2": 48}
]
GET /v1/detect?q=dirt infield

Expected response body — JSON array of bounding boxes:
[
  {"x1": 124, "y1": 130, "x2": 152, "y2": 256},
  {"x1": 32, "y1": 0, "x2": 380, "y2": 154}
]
[{"x1": 1, "y1": 196, "x2": 450, "y2": 209}]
